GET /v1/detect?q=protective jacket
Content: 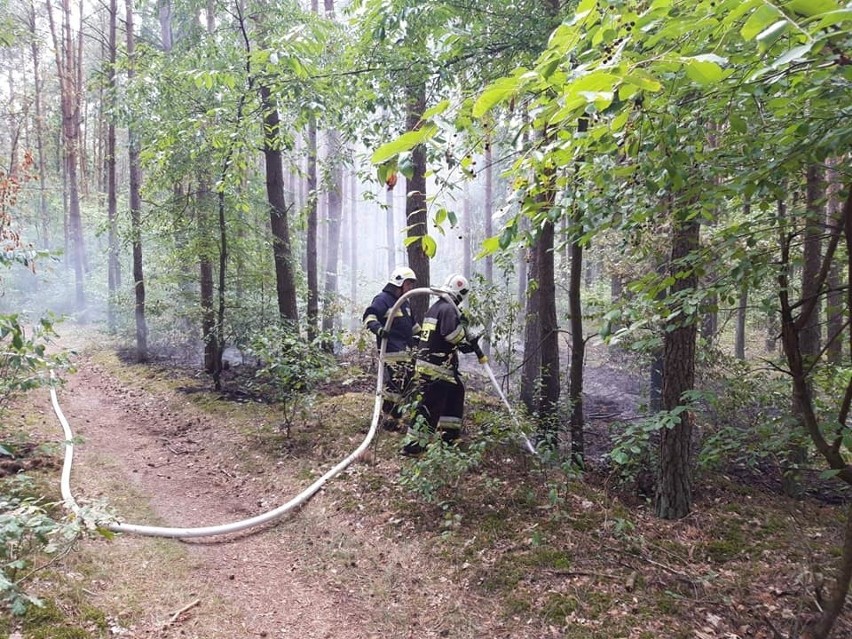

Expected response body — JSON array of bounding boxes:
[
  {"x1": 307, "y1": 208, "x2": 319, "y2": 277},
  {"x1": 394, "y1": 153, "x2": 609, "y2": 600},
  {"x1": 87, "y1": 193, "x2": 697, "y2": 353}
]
[
  {"x1": 362, "y1": 284, "x2": 418, "y2": 356},
  {"x1": 414, "y1": 297, "x2": 467, "y2": 382}
]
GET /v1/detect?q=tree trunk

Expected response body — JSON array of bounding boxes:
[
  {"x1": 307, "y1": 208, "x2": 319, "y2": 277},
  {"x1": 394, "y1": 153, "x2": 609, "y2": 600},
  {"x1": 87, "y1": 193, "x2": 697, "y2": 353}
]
[
  {"x1": 198, "y1": 174, "x2": 218, "y2": 376},
  {"x1": 779, "y1": 185, "x2": 852, "y2": 638},
  {"x1": 521, "y1": 160, "x2": 560, "y2": 441},
  {"x1": 201, "y1": 254, "x2": 216, "y2": 374},
  {"x1": 516, "y1": 216, "x2": 538, "y2": 312},
  {"x1": 27, "y1": 1, "x2": 50, "y2": 249},
  {"x1": 126, "y1": 0, "x2": 147, "y2": 360},
  {"x1": 735, "y1": 287, "x2": 748, "y2": 360},
  {"x1": 106, "y1": 0, "x2": 119, "y2": 331},
  {"x1": 483, "y1": 139, "x2": 494, "y2": 355},
  {"x1": 567, "y1": 117, "x2": 588, "y2": 466},
  {"x1": 321, "y1": 130, "x2": 342, "y2": 339},
  {"x1": 701, "y1": 292, "x2": 718, "y2": 348},
  {"x1": 808, "y1": 502, "x2": 852, "y2": 639},
  {"x1": 158, "y1": 0, "x2": 172, "y2": 50},
  {"x1": 481, "y1": 141, "x2": 492, "y2": 279},
  {"x1": 385, "y1": 181, "x2": 395, "y2": 274},
  {"x1": 735, "y1": 200, "x2": 750, "y2": 360},
  {"x1": 405, "y1": 82, "x2": 430, "y2": 322},
  {"x1": 825, "y1": 160, "x2": 844, "y2": 365},
  {"x1": 784, "y1": 166, "x2": 823, "y2": 498},
  {"x1": 568, "y1": 206, "x2": 585, "y2": 466},
  {"x1": 75, "y1": 1, "x2": 87, "y2": 207},
  {"x1": 463, "y1": 180, "x2": 472, "y2": 277},
  {"x1": 349, "y1": 169, "x2": 358, "y2": 327},
  {"x1": 655, "y1": 206, "x2": 700, "y2": 520},
  {"x1": 46, "y1": 0, "x2": 87, "y2": 311},
  {"x1": 520, "y1": 238, "x2": 541, "y2": 415},
  {"x1": 306, "y1": 114, "x2": 319, "y2": 337},
  {"x1": 260, "y1": 83, "x2": 299, "y2": 323}
]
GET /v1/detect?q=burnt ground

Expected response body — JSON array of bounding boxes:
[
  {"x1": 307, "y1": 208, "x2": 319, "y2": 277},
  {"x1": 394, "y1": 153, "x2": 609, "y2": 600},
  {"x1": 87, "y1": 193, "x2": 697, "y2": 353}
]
[
  {"x1": 3, "y1": 330, "x2": 850, "y2": 639},
  {"x1": 126, "y1": 338, "x2": 847, "y2": 506}
]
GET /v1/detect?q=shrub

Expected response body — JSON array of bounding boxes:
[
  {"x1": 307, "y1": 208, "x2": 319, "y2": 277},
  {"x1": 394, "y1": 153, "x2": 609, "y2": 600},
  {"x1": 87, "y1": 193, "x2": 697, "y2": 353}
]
[
  {"x1": 245, "y1": 322, "x2": 336, "y2": 435},
  {"x1": 0, "y1": 477, "x2": 82, "y2": 615}
]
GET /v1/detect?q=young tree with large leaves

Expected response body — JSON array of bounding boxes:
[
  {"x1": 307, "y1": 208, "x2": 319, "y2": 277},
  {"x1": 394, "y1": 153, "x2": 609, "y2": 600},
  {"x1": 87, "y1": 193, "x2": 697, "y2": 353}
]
[{"x1": 458, "y1": 0, "x2": 850, "y2": 633}]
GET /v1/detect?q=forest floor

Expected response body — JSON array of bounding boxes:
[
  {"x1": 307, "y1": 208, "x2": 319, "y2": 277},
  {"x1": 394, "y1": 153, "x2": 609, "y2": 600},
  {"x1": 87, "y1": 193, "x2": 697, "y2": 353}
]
[{"x1": 1, "y1": 326, "x2": 850, "y2": 638}]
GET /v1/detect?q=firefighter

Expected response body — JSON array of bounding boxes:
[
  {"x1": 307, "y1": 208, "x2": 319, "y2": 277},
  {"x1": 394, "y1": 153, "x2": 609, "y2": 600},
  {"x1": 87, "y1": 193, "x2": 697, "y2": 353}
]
[
  {"x1": 402, "y1": 273, "x2": 482, "y2": 456},
  {"x1": 363, "y1": 266, "x2": 420, "y2": 431}
]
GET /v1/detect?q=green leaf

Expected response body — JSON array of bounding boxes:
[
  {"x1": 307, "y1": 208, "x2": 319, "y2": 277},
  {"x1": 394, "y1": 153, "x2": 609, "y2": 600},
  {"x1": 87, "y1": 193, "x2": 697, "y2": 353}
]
[
  {"x1": 684, "y1": 59, "x2": 725, "y2": 85},
  {"x1": 421, "y1": 235, "x2": 437, "y2": 258},
  {"x1": 756, "y1": 20, "x2": 789, "y2": 50},
  {"x1": 722, "y1": 0, "x2": 763, "y2": 26},
  {"x1": 579, "y1": 90, "x2": 614, "y2": 110},
  {"x1": 623, "y1": 70, "x2": 663, "y2": 92},
  {"x1": 730, "y1": 114, "x2": 747, "y2": 133},
  {"x1": 787, "y1": 0, "x2": 839, "y2": 18},
  {"x1": 421, "y1": 100, "x2": 450, "y2": 120},
  {"x1": 611, "y1": 109, "x2": 629, "y2": 132},
  {"x1": 371, "y1": 125, "x2": 438, "y2": 165},
  {"x1": 771, "y1": 44, "x2": 812, "y2": 68},
  {"x1": 813, "y1": 8, "x2": 852, "y2": 29},
  {"x1": 498, "y1": 224, "x2": 517, "y2": 249},
  {"x1": 376, "y1": 159, "x2": 397, "y2": 185},
  {"x1": 476, "y1": 235, "x2": 501, "y2": 258},
  {"x1": 741, "y1": 4, "x2": 783, "y2": 40},
  {"x1": 472, "y1": 77, "x2": 518, "y2": 118}
]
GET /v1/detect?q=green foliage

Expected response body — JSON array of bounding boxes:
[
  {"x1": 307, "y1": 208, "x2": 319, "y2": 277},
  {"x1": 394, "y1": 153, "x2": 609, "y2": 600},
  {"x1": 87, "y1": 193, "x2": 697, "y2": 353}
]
[
  {"x1": 464, "y1": 272, "x2": 524, "y2": 376},
  {"x1": 696, "y1": 354, "x2": 793, "y2": 471},
  {"x1": 0, "y1": 314, "x2": 69, "y2": 410},
  {"x1": 246, "y1": 323, "x2": 336, "y2": 434},
  {"x1": 0, "y1": 477, "x2": 81, "y2": 616},
  {"x1": 607, "y1": 417, "x2": 660, "y2": 485},
  {"x1": 399, "y1": 405, "x2": 523, "y2": 505}
]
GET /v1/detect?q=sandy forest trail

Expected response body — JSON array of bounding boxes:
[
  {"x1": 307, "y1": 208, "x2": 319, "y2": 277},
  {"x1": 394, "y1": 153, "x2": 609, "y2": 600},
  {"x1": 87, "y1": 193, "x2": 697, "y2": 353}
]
[{"x1": 43, "y1": 342, "x2": 496, "y2": 639}]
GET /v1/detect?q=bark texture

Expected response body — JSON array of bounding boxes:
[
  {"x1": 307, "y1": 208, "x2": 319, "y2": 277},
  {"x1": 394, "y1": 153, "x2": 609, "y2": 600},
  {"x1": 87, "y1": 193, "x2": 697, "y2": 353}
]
[{"x1": 655, "y1": 210, "x2": 699, "y2": 520}]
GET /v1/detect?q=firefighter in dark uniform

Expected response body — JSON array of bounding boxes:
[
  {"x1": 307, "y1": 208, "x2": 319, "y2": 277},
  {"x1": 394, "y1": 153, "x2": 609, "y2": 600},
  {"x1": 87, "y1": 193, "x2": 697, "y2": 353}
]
[
  {"x1": 363, "y1": 266, "x2": 420, "y2": 431},
  {"x1": 402, "y1": 273, "x2": 483, "y2": 456}
]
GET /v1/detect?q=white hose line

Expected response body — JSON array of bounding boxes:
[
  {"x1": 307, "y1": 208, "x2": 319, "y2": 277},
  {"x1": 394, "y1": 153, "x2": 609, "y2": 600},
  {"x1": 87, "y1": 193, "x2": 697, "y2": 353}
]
[
  {"x1": 52, "y1": 286, "x2": 533, "y2": 538},
  {"x1": 52, "y1": 371, "x2": 384, "y2": 538},
  {"x1": 51, "y1": 288, "x2": 432, "y2": 538},
  {"x1": 480, "y1": 361, "x2": 538, "y2": 455}
]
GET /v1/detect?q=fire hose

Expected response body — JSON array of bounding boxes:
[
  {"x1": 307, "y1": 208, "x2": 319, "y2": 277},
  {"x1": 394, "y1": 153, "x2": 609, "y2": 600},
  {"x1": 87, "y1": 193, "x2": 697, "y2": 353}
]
[{"x1": 53, "y1": 286, "x2": 533, "y2": 539}]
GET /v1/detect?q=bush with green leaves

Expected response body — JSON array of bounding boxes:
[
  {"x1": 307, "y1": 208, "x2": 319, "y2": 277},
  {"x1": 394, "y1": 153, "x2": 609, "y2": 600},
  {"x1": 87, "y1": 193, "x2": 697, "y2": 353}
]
[
  {"x1": 0, "y1": 477, "x2": 83, "y2": 615},
  {"x1": 246, "y1": 322, "x2": 336, "y2": 434},
  {"x1": 0, "y1": 313, "x2": 68, "y2": 410},
  {"x1": 399, "y1": 405, "x2": 525, "y2": 506},
  {"x1": 607, "y1": 403, "x2": 700, "y2": 489}
]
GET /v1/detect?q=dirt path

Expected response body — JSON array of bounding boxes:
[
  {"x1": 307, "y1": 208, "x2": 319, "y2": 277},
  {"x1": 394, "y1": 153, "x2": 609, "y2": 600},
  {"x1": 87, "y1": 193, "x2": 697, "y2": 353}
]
[{"x1": 44, "y1": 346, "x2": 482, "y2": 639}]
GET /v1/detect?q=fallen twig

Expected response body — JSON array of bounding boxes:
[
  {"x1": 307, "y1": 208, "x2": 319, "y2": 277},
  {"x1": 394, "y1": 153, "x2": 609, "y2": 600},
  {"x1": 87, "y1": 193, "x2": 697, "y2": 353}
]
[{"x1": 165, "y1": 598, "x2": 201, "y2": 626}]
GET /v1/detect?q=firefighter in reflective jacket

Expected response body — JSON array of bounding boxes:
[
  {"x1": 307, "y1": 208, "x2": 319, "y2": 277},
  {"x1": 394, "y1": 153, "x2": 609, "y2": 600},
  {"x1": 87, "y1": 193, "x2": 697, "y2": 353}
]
[
  {"x1": 402, "y1": 273, "x2": 482, "y2": 456},
  {"x1": 363, "y1": 266, "x2": 420, "y2": 431}
]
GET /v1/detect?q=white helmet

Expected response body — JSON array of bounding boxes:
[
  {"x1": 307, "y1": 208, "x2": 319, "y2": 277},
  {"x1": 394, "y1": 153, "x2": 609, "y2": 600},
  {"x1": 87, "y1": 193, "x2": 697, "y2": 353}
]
[
  {"x1": 441, "y1": 273, "x2": 470, "y2": 303},
  {"x1": 388, "y1": 266, "x2": 417, "y2": 287}
]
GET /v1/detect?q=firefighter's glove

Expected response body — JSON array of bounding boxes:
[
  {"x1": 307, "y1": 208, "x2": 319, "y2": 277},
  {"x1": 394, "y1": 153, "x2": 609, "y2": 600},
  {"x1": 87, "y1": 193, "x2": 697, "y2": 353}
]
[
  {"x1": 459, "y1": 312, "x2": 470, "y2": 327},
  {"x1": 376, "y1": 327, "x2": 390, "y2": 340},
  {"x1": 459, "y1": 332, "x2": 480, "y2": 354}
]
